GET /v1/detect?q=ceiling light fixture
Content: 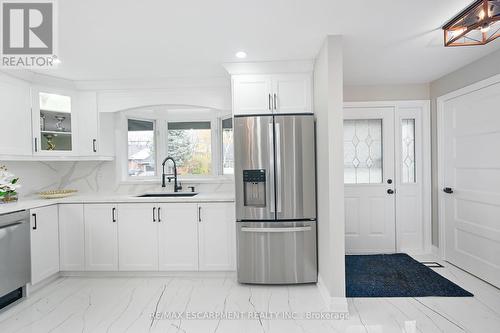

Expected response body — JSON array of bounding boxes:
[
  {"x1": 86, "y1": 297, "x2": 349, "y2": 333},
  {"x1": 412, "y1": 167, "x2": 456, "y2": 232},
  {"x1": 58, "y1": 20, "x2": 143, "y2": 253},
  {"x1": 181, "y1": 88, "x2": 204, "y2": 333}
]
[
  {"x1": 235, "y1": 51, "x2": 247, "y2": 59},
  {"x1": 443, "y1": 0, "x2": 500, "y2": 47}
]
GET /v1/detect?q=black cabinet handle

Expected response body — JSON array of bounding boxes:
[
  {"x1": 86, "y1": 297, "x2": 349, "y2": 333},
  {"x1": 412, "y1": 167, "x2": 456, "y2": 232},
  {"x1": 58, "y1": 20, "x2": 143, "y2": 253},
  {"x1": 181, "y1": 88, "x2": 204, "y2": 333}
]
[
  {"x1": 112, "y1": 208, "x2": 116, "y2": 222},
  {"x1": 157, "y1": 207, "x2": 161, "y2": 222},
  {"x1": 153, "y1": 207, "x2": 156, "y2": 222},
  {"x1": 387, "y1": 189, "x2": 394, "y2": 194},
  {"x1": 34, "y1": 138, "x2": 38, "y2": 152},
  {"x1": 198, "y1": 206, "x2": 202, "y2": 222},
  {"x1": 32, "y1": 213, "x2": 37, "y2": 230},
  {"x1": 92, "y1": 139, "x2": 97, "y2": 153},
  {"x1": 443, "y1": 187, "x2": 454, "y2": 194}
]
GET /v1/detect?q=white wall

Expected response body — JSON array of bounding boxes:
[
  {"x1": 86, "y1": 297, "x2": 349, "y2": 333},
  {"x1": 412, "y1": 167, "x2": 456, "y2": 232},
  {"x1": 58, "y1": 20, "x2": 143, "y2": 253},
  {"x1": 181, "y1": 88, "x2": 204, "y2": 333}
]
[
  {"x1": 344, "y1": 83, "x2": 430, "y2": 102},
  {"x1": 314, "y1": 35, "x2": 346, "y2": 306},
  {"x1": 429, "y1": 48, "x2": 500, "y2": 246}
]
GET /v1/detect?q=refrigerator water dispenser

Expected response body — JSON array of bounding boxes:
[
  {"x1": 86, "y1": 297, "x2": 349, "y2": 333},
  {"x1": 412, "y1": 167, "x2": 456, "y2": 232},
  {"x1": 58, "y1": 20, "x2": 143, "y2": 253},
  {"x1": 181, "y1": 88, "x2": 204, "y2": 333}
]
[{"x1": 243, "y1": 169, "x2": 266, "y2": 207}]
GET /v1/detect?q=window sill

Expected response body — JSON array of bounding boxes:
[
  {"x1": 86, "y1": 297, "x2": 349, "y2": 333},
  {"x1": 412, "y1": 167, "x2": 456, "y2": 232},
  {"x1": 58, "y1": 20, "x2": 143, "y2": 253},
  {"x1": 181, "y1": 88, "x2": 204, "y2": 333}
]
[{"x1": 119, "y1": 176, "x2": 234, "y2": 185}]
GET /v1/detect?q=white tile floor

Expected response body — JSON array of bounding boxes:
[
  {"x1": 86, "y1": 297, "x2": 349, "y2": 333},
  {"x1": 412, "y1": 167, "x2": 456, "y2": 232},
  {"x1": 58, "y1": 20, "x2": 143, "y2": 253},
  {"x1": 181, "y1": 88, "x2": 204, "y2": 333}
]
[{"x1": 1, "y1": 256, "x2": 500, "y2": 333}]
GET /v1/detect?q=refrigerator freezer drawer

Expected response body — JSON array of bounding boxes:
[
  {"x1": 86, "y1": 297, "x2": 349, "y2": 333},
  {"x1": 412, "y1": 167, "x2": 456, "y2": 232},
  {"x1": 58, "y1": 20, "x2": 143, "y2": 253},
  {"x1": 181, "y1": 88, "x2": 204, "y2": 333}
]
[{"x1": 236, "y1": 221, "x2": 317, "y2": 284}]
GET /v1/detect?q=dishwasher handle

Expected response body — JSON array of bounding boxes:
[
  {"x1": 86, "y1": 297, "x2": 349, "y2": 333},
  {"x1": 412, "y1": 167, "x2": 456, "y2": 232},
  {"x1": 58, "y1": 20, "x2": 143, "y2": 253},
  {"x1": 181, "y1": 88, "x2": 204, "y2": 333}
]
[{"x1": 0, "y1": 221, "x2": 23, "y2": 230}]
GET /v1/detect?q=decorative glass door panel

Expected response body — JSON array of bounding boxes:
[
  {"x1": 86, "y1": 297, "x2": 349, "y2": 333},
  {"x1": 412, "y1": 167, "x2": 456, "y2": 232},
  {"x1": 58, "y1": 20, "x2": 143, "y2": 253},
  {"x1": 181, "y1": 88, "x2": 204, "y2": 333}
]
[{"x1": 38, "y1": 92, "x2": 73, "y2": 152}]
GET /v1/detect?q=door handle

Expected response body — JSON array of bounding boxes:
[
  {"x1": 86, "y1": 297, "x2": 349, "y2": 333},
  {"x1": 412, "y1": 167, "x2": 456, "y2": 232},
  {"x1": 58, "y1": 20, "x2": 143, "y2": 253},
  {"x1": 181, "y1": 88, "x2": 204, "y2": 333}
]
[
  {"x1": 241, "y1": 226, "x2": 312, "y2": 233},
  {"x1": 268, "y1": 123, "x2": 275, "y2": 213},
  {"x1": 275, "y1": 122, "x2": 282, "y2": 213},
  {"x1": 443, "y1": 187, "x2": 454, "y2": 194},
  {"x1": 387, "y1": 189, "x2": 395, "y2": 194},
  {"x1": 32, "y1": 213, "x2": 37, "y2": 230},
  {"x1": 153, "y1": 207, "x2": 156, "y2": 222}
]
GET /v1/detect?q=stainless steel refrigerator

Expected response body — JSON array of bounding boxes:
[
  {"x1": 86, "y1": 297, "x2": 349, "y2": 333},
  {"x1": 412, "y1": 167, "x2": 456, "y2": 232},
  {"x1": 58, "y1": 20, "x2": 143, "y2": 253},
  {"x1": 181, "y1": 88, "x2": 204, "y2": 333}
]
[{"x1": 234, "y1": 114, "x2": 317, "y2": 284}]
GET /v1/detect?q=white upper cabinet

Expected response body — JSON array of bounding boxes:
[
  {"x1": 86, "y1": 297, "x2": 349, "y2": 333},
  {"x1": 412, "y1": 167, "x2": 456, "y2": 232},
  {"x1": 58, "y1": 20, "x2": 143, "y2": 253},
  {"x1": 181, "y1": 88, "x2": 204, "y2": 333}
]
[
  {"x1": 273, "y1": 74, "x2": 312, "y2": 114},
  {"x1": 76, "y1": 92, "x2": 99, "y2": 156},
  {"x1": 30, "y1": 205, "x2": 60, "y2": 285},
  {"x1": 0, "y1": 75, "x2": 33, "y2": 156},
  {"x1": 232, "y1": 73, "x2": 312, "y2": 115},
  {"x1": 232, "y1": 75, "x2": 273, "y2": 115},
  {"x1": 32, "y1": 88, "x2": 76, "y2": 155}
]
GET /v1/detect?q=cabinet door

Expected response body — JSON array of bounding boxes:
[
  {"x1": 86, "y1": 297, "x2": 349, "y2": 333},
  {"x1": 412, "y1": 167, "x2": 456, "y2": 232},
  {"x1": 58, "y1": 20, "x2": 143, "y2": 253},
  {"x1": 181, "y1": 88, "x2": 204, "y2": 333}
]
[
  {"x1": 118, "y1": 204, "x2": 159, "y2": 271},
  {"x1": 32, "y1": 88, "x2": 76, "y2": 155},
  {"x1": 59, "y1": 204, "x2": 85, "y2": 271},
  {"x1": 84, "y1": 204, "x2": 118, "y2": 271},
  {"x1": 76, "y1": 92, "x2": 99, "y2": 156},
  {"x1": 198, "y1": 203, "x2": 236, "y2": 271},
  {"x1": 30, "y1": 205, "x2": 60, "y2": 284},
  {"x1": 158, "y1": 203, "x2": 198, "y2": 271},
  {"x1": 0, "y1": 74, "x2": 32, "y2": 156},
  {"x1": 273, "y1": 74, "x2": 312, "y2": 114},
  {"x1": 232, "y1": 75, "x2": 273, "y2": 115}
]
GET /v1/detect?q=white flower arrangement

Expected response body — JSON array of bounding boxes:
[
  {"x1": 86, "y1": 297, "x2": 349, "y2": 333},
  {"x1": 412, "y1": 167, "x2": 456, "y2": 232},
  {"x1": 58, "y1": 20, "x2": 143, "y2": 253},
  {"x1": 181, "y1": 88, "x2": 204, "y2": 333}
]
[{"x1": 0, "y1": 165, "x2": 20, "y2": 200}]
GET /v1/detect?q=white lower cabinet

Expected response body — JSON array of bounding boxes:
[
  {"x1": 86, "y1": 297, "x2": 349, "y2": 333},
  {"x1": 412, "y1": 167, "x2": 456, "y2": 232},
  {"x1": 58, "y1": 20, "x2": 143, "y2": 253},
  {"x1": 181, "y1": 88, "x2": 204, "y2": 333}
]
[
  {"x1": 84, "y1": 204, "x2": 118, "y2": 271},
  {"x1": 30, "y1": 205, "x2": 60, "y2": 284},
  {"x1": 59, "y1": 204, "x2": 85, "y2": 271},
  {"x1": 158, "y1": 203, "x2": 199, "y2": 271},
  {"x1": 41, "y1": 201, "x2": 234, "y2": 274},
  {"x1": 198, "y1": 203, "x2": 236, "y2": 271},
  {"x1": 118, "y1": 203, "x2": 159, "y2": 271}
]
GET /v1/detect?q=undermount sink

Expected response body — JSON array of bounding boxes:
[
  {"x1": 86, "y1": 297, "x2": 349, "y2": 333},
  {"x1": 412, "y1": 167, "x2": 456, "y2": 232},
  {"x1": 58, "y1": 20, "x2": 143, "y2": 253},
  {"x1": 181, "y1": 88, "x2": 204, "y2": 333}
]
[{"x1": 136, "y1": 192, "x2": 198, "y2": 198}]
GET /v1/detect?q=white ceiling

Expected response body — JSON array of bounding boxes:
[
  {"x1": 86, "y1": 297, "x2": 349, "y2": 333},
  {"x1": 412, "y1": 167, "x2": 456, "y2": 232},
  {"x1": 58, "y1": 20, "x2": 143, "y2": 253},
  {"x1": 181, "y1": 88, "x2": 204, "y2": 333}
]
[{"x1": 38, "y1": 0, "x2": 500, "y2": 85}]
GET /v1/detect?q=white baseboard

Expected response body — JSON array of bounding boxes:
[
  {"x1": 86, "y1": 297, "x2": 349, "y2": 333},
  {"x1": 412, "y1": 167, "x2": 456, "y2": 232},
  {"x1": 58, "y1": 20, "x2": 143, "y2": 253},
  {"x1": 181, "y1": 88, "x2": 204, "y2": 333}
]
[
  {"x1": 317, "y1": 274, "x2": 349, "y2": 314},
  {"x1": 60, "y1": 271, "x2": 236, "y2": 278},
  {"x1": 26, "y1": 273, "x2": 61, "y2": 296}
]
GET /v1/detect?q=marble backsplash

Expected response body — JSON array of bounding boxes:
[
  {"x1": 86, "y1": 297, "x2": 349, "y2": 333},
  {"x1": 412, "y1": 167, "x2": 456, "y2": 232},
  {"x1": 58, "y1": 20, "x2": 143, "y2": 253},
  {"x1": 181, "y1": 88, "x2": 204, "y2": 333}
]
[{"x1": 2, "y1": 161, "x2": 234, "y2": 198}]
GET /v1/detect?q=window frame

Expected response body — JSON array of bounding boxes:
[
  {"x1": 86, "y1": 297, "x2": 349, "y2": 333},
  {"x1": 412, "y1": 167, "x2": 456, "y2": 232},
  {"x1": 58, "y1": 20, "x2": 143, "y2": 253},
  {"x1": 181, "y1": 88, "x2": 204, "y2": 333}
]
[
  {"x1": 119, "y1": 110, "x2": 234, "y2": 184},
  {"x1": 125, "y1": 116, "x2": 158, "y2": 181}
]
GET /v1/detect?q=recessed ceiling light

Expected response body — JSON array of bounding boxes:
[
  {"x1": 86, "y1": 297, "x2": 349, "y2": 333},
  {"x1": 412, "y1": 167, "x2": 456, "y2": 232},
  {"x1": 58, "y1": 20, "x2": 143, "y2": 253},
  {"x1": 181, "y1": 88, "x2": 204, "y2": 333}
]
[{"x1": 235, "y1": 51, "x2": 247, "y2": 59}]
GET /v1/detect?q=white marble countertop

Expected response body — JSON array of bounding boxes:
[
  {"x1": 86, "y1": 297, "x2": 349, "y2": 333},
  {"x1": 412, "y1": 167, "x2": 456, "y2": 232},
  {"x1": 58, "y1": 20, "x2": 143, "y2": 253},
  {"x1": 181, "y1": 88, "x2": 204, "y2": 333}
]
[{"x1": 0, "y1": 192, "x2": 235, "y2": 215}]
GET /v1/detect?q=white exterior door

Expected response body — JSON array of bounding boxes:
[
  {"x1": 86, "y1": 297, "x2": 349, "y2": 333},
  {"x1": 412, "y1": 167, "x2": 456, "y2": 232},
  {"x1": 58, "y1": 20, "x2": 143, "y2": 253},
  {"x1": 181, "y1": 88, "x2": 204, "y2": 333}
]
[
  {"x1": 441, "y1": 81, "x2": 500, "y2": 288},
  {"x1": 84, "y1": 204, "x2": 118, "y2": 271},
  {"x1": 344, "y1": 107, "x2": 396, "y2": 254},
  {"x1": 118, "y1": 203, "x2": 159, "y2": 271},
  {"x1": 158, "y1": 203, "x2": 199, "y2": 271}
]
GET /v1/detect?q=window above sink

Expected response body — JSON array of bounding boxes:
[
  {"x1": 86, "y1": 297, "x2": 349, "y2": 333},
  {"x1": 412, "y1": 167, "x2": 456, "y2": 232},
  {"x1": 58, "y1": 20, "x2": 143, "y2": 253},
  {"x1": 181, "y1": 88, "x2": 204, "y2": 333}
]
[{"x1": 118, "y1": 106, "x2": 234, "y2": 183}]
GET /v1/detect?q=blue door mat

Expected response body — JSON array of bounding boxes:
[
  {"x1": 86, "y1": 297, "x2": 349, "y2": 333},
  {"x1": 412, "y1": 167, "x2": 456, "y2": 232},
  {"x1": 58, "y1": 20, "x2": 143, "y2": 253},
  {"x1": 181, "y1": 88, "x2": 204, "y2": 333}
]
[{"x1": 346, "y1": 253, "x2": 473, "y2": 297}]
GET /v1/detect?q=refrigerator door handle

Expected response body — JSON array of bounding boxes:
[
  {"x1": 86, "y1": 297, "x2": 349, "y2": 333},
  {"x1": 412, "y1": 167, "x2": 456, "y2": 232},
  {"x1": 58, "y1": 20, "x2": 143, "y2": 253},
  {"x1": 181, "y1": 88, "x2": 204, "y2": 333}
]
[
  {"x1": 241, "y1": 226, "x2": 312, "y2": 233},
  {"x1": 268, "y1": 123, "x2": 275, "y2": 213},
  {"x1": 275, "y1": 122, "x2": 282, "y2": 213}
]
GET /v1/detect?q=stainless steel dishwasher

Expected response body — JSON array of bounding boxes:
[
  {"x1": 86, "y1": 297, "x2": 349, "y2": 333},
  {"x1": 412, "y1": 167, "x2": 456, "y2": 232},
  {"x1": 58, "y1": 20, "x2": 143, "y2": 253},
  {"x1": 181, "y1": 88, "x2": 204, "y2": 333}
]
[{"x1": 0, "y1": 210, "x2": 30, "y2": 310}]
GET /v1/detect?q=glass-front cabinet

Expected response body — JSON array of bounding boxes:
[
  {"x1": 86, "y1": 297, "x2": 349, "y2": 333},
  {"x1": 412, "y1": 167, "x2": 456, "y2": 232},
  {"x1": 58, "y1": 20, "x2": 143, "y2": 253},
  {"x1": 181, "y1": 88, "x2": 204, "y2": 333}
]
[{"x1": 32, "y1": 89, "x2": 75, "y2": 154}]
